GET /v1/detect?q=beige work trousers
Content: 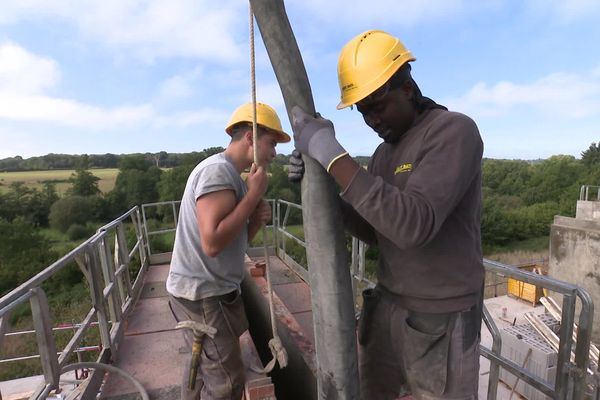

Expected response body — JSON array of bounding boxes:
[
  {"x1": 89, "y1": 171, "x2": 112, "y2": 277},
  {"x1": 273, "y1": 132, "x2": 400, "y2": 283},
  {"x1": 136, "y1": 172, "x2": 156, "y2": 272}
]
[{"x1": 169, "y1": 291, "x2": 248, "y2": 400}]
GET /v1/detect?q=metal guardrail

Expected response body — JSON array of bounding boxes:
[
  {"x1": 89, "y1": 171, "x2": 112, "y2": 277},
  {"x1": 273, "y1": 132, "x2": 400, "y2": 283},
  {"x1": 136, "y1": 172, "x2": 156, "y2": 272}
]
[
  {"x1": 580, "y1": 185, "x2": 600, "y2": 201},
  {"x1": 0, "y1": 206, "x2": 148, "y2": 399},
  {"x1": 141, "y1": 200, "x2": 180, "y2": 258},
  {"x1": 482, "y1": 260, "x2": 597, "y2": 400}
]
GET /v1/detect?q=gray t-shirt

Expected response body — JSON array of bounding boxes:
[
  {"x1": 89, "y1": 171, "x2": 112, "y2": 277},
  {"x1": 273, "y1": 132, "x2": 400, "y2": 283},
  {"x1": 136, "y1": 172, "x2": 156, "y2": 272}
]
[{"x1": 166, "y1": 152, "x2": 248, "y2": 301}]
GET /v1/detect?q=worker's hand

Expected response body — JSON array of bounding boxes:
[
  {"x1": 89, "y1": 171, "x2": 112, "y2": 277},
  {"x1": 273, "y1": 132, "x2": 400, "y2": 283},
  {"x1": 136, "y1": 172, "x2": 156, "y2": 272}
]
[
  {"x1": 288, "y1": 149, "x2": 304, "y2": 183},
  {"x1": 291, "y1": 106, "x2": 348, "y2": 172},
  {"x1": 250, "y1": 199, "x2": 271, "y2": 226},
  {"x1": 246, "y1": 163, "x2": 268, "y2": 200}
]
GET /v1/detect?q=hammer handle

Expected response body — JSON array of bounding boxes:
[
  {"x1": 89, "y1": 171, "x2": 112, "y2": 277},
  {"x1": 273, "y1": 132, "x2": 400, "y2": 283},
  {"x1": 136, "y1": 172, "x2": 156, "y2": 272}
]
[{"x1": 188, "y1": 339, "x2": 203, "y2": 390}]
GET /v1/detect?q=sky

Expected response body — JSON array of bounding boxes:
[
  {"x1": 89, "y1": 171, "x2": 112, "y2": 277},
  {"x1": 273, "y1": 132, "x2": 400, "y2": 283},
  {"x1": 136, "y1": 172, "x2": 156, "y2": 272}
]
[{"x1": 0, "y1": 0, "x2": 599, "y2": 161}]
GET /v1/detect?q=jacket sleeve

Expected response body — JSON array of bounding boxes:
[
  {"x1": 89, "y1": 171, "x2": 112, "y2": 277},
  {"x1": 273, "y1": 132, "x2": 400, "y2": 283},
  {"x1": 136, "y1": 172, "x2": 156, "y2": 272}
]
[
  {"x1": 340, "y1": 113, "x2": 483, "y2": 249},
  {"x1": 339, "y1": 197, "x2": 377, "y2": 245}
]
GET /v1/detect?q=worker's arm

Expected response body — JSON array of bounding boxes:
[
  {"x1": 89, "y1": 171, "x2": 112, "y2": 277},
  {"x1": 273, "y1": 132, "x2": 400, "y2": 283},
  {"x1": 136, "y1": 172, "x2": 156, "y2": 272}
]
[
  {"x1": 196, "y1": 164, "x2": 267, "y2": 257},
  {"x1": 339, "y1": 113, "x2": 483, "y2": 249},
  {"x1": 338, "y1": 197, "x2": 377, "y2": 245},
  {"x1": 292, "y1": 107, "x2": 483, "y2": 249},
  {"x1": 287, "y1": 141, "x2": 375, "y2": 243}
]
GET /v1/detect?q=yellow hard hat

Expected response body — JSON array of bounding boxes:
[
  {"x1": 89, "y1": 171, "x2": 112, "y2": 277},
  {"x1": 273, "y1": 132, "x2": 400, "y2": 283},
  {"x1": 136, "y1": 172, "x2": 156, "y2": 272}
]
[
  {"x1": 225, "y1": 102, "x2": 291, "y2": 143},
  {"x1": 337, "y1": 30, "x2": 416, "y2": 109}
]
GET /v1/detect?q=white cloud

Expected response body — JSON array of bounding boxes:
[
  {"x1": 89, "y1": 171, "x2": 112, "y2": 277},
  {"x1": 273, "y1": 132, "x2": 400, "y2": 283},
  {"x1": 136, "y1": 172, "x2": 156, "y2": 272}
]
[
  {"x1": 0, "y1": 41, "x2": 233, "y2": 131},
  {"x1": 0, "y1": 91, "x2": 235, "y2": 131},
  {"x1": 0, "y1": 41, "x2": 60, "y2": 94},
  {"x1": 527, "y1": 0, "x2": 600, "y2": 23},
  {"x1": 158, "y1": 76, "x2": 196, "y2": 101},
  {"x1": 446, "y1": 70, "x2": 600, "y2": 119},
  {"x1": 0, "y1": 94, "x2": 153, "y2": 128},
  {"x1": 0, "y1": 0, "x2": 245, "y2": 63},
  {"x1": 153, "y1": 108, "x2": 229, "y2": 129},
  {"x1": 287, "y1": 0, "x2": 508, "y2": 31}
]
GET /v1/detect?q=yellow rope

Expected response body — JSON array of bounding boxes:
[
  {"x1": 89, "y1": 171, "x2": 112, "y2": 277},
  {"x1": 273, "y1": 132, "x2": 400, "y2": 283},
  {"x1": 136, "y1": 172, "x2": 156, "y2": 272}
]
[
  {"x1": 248, "y1": 1, "x2": 287, "y2": 372},
  {"x1": 249, "y1": 3, "x2": 258, "y2": 164}
]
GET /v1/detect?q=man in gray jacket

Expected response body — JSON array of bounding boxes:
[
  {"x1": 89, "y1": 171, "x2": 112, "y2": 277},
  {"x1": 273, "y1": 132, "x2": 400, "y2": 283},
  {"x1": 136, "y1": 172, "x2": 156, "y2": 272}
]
[{"x1": 290, "y1": 30, "x2": 484, "y2": 400}]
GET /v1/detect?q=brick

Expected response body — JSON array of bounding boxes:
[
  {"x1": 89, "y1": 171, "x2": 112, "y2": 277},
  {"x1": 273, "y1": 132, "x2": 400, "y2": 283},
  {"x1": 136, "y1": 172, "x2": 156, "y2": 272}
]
[
  {"x1": 250, "y1": 263, "x2": 266, "y2": 277},
  {"x1": 245, "y1": 378, "x2": 276, "y2": 400}
]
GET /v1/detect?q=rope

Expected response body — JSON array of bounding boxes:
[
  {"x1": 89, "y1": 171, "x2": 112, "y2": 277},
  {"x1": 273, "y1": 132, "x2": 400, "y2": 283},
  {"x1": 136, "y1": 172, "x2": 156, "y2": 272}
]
[
  {"x1": 248, "y1": 1, "x2": 287, "y2": 373},
  {"x1": 249, "y1": 3, "x2": 258, "y2": 165}
]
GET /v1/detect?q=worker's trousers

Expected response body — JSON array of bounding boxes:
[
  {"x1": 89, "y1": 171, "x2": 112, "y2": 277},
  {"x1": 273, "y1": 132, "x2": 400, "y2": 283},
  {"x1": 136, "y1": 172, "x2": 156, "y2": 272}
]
[
  {"x1": 169, "y1": 291, "x2": 248, "y2": 400},
  {"x1": 358, "y1": 287, "x2": 482, "y2": 400}
]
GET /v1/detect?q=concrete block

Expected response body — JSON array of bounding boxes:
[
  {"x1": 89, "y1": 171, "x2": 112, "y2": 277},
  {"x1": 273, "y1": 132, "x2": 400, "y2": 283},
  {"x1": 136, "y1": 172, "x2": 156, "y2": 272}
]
[{"x1": 499, "y1": 317, "x2": 557, "y2": 400}]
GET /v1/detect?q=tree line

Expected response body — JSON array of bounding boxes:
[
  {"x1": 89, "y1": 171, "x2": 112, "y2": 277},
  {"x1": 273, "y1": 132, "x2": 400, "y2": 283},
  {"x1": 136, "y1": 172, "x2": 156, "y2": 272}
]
[
  {"x1": 2, "y1": 142, "x2": 600, "y2": 296},
  {"x1": 0, "y1": 149, "x2": 226, "y2": 172}
]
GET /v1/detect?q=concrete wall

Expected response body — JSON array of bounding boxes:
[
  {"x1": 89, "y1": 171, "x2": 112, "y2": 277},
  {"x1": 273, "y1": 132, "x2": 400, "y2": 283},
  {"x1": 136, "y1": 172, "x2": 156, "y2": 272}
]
[
  {"x1": 549, "y1": 215, "x2": 600, "y2": 342},
  {"x1": 575, "y1": 200, "x2": 600, "y2": 221}
]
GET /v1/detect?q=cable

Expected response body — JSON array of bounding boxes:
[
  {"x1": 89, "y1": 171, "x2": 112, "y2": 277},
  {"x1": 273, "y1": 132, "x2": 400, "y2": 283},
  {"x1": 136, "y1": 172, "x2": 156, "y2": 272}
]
[{"x1": 60, "y1": 362, "x2": 149, "y2": 400}]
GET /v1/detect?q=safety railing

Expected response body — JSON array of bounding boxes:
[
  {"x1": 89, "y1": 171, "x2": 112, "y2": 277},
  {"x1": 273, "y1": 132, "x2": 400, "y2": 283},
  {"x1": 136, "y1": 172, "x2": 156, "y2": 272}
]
[
  {"x1": 141, "y1": 200, "x2": 181, "y2": 261},
  {"x1": 0, "y1": 206, "x2": 148, "y2": 399},
  {"x1": 268, "y1": 199, "x2": 307, "y2": 281},
  {"x1": 482, "y1": 260, "x2": 597, "y2": 400},
  {"x1": 580, "y1": 185, "x2": 600, "y2": 201}
]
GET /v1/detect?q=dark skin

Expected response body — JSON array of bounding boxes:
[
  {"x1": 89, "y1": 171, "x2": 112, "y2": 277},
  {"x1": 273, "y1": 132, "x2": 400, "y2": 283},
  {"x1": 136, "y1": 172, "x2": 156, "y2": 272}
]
[{"x1": 329, "y1": 80, "x2": 418, "y2": 190}]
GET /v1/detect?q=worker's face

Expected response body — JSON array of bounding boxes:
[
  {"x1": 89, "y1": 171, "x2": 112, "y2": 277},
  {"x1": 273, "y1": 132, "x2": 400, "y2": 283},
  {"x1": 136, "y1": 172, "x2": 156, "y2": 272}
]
[
  {"x1": 356, "y1": 80, "x2": 416, "y2": 143},
  {"x1": 255, "y1": 130, "x2": 278, "y2": 167}
]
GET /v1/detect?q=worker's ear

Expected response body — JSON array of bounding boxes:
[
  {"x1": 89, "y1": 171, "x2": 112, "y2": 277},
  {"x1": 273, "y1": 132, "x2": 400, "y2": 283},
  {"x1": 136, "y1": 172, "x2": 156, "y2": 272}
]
[{"x1": 244, "y1": 129, "x2": 254, "y2": 145}]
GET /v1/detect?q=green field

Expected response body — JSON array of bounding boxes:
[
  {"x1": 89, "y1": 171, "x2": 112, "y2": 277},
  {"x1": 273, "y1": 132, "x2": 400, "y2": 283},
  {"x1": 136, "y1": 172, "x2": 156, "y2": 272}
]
[{"x1": 0, "y1": 168, "x2": 119, "y2": 194}]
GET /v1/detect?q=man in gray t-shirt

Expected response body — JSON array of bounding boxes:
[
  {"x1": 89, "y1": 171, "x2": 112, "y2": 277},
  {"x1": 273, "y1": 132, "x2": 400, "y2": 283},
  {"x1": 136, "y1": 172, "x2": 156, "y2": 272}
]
[{"x1": 167, "y1": 102, "x2": 290, "y2": 400}]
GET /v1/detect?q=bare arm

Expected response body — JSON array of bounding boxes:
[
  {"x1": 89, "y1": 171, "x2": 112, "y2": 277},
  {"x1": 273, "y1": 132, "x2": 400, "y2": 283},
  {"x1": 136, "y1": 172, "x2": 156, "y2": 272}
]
[
  {"x1": 196, "y1": 189, "x2": 262, "y2": 257},
  {"x1": 196, "y1": 163, "x2": 267, "y2": 257}
]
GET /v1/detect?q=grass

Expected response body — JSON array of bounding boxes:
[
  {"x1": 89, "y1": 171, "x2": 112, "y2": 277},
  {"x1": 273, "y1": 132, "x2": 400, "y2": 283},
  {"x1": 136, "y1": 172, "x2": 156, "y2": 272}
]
[
  {"x1": 38, "y1": 226, "x2": 99, "y2": 254},
  {"x1": 484, "y1": 236, "x2": 549, "y2": 265},
  {"x1": 250, "y1": 224, "x2": 304, "y2": 247},
  {"x1": 0, "y1": 168, "x2": 119, "y2": 194}
]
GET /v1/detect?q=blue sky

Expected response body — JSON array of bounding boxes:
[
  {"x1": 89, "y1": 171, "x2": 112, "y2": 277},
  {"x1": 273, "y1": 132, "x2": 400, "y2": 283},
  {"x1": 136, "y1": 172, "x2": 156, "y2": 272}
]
[{"x1": 0, "y1": 0, "x2": 599, "y2": 160}]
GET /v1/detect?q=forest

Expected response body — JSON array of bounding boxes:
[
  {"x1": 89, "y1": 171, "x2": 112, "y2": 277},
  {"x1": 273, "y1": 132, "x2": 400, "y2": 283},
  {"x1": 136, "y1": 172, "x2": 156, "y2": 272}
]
[{"x1": 2, "y1": 142, "x2": 600, "y2": 298}]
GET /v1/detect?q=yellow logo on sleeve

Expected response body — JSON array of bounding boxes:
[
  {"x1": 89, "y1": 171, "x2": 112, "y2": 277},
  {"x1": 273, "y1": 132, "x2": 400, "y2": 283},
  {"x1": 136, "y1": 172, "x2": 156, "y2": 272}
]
[{"x1": 394, "y1": 163, "x2": 412, "y2": 175}]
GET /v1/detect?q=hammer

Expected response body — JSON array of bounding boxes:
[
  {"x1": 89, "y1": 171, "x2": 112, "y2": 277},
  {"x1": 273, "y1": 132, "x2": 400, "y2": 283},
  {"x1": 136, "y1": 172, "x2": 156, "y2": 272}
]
[{"x1": 175, "y1": 321, "x2": 217, "y2": 390}]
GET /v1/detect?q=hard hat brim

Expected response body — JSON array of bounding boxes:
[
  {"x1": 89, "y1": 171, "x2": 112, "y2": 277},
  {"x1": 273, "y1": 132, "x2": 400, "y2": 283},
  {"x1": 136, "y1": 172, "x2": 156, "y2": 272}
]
[
  {"x1": 272, "y1": 130, "x2": 291, "y2": 143},
  {"x1": 226, "y1": 122, "x2": 291, "y2": 143}
]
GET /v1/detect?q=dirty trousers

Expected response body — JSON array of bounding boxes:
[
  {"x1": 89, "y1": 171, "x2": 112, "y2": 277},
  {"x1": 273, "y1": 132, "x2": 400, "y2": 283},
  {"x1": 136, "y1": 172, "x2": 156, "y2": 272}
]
[
  {"x1": 359, "y1": 287, "x2": 481, "y2": 400},
  {"x1": 169, "y1": 291, "x2": 248, "y2": 400}
]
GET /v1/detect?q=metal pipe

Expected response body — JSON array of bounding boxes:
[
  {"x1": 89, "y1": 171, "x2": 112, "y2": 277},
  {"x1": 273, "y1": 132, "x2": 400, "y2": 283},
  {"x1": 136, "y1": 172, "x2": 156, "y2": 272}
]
[
  {"x1": 249, "y1": 1, "x2": 359, "y2": 398},
  {"x1": 482, "y1": 304, "x2": 501, "y2": 400},
  {"x1": 480, "y1": 348, "x2": 556, "y2": 398},
  {"x1": 556, "y1": 294, "x2": 576, "y2": 399},
  {"x1": 574, "y1": 288, "x2": 594, "y2": 400}
]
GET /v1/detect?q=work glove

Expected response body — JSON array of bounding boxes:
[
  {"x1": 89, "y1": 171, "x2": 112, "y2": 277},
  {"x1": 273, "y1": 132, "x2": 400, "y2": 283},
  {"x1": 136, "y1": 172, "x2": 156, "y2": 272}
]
[
  {"x1": 288, "y1": 150, "x2": 304, "y2": 183},
  {"x1": 291, "y1": 106, "x2": 348, "y2": 172}
]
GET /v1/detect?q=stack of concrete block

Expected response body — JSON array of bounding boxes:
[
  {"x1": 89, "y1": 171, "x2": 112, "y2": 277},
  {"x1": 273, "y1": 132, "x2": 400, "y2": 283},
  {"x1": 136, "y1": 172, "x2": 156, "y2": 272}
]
[{"x1": 499, "y1": 313, "x2": 559, "y2": 400}]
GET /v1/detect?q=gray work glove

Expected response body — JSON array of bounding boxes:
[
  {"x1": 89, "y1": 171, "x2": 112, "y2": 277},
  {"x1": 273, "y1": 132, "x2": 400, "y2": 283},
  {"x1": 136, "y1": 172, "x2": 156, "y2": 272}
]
[
  {"x1": 288, "y1": 150, "x2": 304, "y2": 182},
  {"x1": 291, "y1": 106, "x2": 348, "y2": 172}
]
